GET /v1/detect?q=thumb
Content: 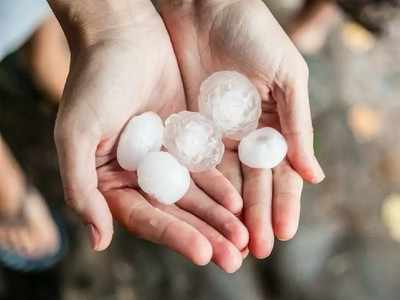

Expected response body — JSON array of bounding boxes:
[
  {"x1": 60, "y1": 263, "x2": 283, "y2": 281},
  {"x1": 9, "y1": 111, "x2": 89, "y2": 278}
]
[
  {"x1": 54, "y1": 120, "x2": 114, "y2": 251},
  {"x1": 275, "y1": 61, "x2": 325, "y2": 183}
]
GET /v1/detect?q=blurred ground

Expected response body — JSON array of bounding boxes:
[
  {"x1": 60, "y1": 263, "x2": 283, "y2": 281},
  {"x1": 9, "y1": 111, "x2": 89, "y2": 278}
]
[{"x1": 1, "y1": 1, "x2": 400, "y2": 300}]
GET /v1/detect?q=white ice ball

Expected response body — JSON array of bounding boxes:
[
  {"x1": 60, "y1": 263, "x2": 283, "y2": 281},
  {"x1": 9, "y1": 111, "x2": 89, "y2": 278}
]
[
  {"x1": 238, "y1": 127, "x2": 288, "y2": 169},
  {"x1": 137, "y1": 151, "x2": 191, "y2": 205},
  {"x1": 199, "y1": 71, "x2": 262, "y2": 140},
  {"x1": 117, "y1": 112, "x2": 164, "y2": 171},
  {"x1": 164, "y1": 111, "x2": 224, "y2": 172}
]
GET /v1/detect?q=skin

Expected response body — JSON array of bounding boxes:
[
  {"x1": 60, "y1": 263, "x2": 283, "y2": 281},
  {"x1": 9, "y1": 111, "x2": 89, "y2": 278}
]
[
  {"x1": 50, "y1": 0, "x2": 324, "y2": 272},
  {"x1": 158, "y1": 0, "x2": 325, "y2": 258},
  {"x1": 24, "y1": 15, "x2": 70, "y2": 101},
  {"x1": 51, "y1": 0, "x2": 248, "y2": 273},
  {"x1": 0, "y1": 137, "x2": 59, "y2": 258}
]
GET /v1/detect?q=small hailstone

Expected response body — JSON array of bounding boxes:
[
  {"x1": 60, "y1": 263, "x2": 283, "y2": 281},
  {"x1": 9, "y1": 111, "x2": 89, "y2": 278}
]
[
  {"x1": 137, "y1": 151, "x2": 190, "y2": 205},
  {"x1": 199, "y1": 71, "x2": 262, "y2": 140},
  {"x1": 117, "y1": 112, "x2": 164, "y2": 171},
  {"x1": 238, "y1": 127, "x2": 288, "y2": 169},
  {"x1": 164, "y1": 111, "x2": 224, "y2": 172}
]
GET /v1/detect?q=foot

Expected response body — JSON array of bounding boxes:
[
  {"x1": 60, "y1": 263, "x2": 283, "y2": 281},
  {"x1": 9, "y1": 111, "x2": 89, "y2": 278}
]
[{"x1": 0, "y1": 188, "x2": 60, "y2": 259}]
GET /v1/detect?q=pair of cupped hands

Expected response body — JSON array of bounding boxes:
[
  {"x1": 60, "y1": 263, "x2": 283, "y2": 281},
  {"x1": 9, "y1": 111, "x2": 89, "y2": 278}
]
[{"x1": 51, "y1": 0, "x2": 324, "y2": 273}]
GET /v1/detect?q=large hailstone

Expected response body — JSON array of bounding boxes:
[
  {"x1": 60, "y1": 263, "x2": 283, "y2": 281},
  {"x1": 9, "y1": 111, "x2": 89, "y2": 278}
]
[
  {"x1": 117, "y1": 112, "x2": 164, "y2": 171},
  {"x1": 238, "y1": 127, "x2": 288, "y2": 169},
  {"x1": 164, "y1": 111, "x2": 224, "y2": 172},
  {"x1": 137, "y1": 151, "x2": 191, "y2": 205},
  {"x1": 198, "y1": 71, "x2": 262, "y2": 140}
]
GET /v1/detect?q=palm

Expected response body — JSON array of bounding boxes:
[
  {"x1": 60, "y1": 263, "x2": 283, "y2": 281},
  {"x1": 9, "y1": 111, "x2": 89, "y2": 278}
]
[
  {"x1": 160, "y1": 0, "x2": 322, "y2": 258},
  {"x1": 57, "y1": 6, "x2": 248, "y2": 273}
]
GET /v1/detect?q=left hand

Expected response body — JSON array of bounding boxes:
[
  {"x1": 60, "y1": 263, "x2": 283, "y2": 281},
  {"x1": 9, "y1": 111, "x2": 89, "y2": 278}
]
[
  {"x1": 51, "y1": 0, "x2": 249, "y2": 273},
  {"x1": 159, "y1": 0, "x2": 325, "y2": 258}
]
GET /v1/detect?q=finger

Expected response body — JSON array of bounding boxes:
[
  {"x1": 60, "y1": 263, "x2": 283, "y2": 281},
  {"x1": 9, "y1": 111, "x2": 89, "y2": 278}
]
[
  {"x1": 242, "y1": 166, "x2": 274, "y2": 259},
  {"x1": 150, "y1": 199, "x2": 243, "y2": 273},
  {"x1": 274, "y1": 61, "x2": 325, "y2": 183},
  {"x1": 106, "y1": 188, "x2": 212, "y2": 266},
  {"x1": 177, "y1": 182, "x2": 249, "y2": 251},
  {"x1": 217, "y1": 149, "x2": 243, "y2": 196},
  {"x1": 191, "y1": 168, "x2": 243, "y2": 215},
  {"x1": 272, "y1": 160, "x2": 303, "y2": 241},
  {"x1": 55, "y1": 126, "x2": 113, "y2": 251}
]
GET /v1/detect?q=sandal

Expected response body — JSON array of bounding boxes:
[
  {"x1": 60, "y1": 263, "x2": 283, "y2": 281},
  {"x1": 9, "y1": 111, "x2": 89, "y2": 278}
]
[{"x1": 0, "y1": 185, "x2": 67, "y2": 272}]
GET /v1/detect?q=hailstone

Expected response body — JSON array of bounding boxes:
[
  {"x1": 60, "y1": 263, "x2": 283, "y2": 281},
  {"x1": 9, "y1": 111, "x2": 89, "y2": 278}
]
[
  {"x1": 238, "y1": 127, "x2": 288, "y2": 169},
  {"x1": 137, "y1": 151, "x2": 191, "y2": 205},
  {"x1": 198, "y1": 71, "x2": 262, "y2": 140},
  {"x1": 164, "y1": 111, "x2": 224, "y2": 172},
  {"x1": 117, "y1": 112, "x2": 164, "y2": 171}
]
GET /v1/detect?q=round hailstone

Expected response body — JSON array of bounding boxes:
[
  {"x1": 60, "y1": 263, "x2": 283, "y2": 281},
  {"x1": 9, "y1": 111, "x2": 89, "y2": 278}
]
[
  {"x1": 198, "y1": 71, "x2": 262, "y2": 140},
  {"x1": 238, "y1": 127, "x2": 288, "y2": 169},
  {"x1": 117, "y1": 112, "x2": 164, "y2": 171},
  {"x1": 137, "y1": 151, "x2": 190, "y2": 205},
  {"x1": 164, "y1": 111, "x2": 224, "y2": 172}
]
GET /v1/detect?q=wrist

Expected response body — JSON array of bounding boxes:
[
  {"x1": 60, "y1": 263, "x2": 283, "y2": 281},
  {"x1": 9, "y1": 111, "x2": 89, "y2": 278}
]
[{"x1": 48, "y1": 0, "x2": 154, "y2": 51}]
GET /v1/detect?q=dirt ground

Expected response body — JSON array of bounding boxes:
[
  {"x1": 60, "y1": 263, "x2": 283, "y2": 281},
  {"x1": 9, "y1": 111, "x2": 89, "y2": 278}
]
[{"x1": 0, "y1": 1, "x2": 400, "y2": 300}]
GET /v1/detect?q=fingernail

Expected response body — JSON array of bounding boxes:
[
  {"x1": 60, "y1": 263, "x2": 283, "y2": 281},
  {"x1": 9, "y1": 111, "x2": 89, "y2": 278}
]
[
  {"x1": 313, "y1": 157, "x2": 325, "y2": 183},
  {"x1": 88, "y1": 223, "x2": 100, "y2": 251},
  {"x1": 225, "y1": 253, "x2": 243, "y2": 274}
]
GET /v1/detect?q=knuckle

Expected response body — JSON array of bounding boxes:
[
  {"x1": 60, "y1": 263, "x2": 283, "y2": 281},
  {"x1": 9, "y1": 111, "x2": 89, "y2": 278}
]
[
  {"x1": 223, "y1": 219, "x2": 238, "y2": 235},
  {"x1": 223, "y1": 189, "x2": 242, "y2": 211},
  {"x1": 204, "y1": 204, "x2": 218, "y2": 222},
  {"x1": 62, "y1": 181, "x2": 95, "y2": 214},
  {"x1": 186, "y1": 231, "x2": 207, "y2": 253},
  {"x1": 275, "y1": 163, "x2": 304, "y2": 188},
  {"x1": 275, "y1": 161, "x2": 292, "y2": 174},
  {"x1": 209, "y1": 230, "x2": 223, "y2": 244},
  {"x1": 157, "y1": 219, "x2": 174, "y2": 244},
  {"x1": 224, "y1": 219, "x2": 248, "y2": 246},
  {"x1": 63, "y1": 190, "x2": 84, "y2": 213},
  {"x1": 244, "y1": 200, "x2": 263, "y2": 212},
  {"x1": 277, "y1": 186, "x2": 302, "y2": 202},
  {"x1": 126, "y1": 201, "x2": 148, "y2": 233}
]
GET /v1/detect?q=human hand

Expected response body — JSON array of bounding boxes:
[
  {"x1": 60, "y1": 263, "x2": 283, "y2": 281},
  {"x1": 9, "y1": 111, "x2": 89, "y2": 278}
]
[
  {"x1": 159, "y1": 0, "x2": 325, "y2": 258},
  {"x1": 51, "y1": 0, "x2": 248, "y2": 272}
]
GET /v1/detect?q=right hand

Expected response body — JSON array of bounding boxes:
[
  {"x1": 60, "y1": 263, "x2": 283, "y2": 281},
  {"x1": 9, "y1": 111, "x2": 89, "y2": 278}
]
[
  {"x1": 51, "y1": 0, "x2": 248, "y2": 273},
  {"x1": 159, "y1": 0, "x2": 325, "y2": 259}
]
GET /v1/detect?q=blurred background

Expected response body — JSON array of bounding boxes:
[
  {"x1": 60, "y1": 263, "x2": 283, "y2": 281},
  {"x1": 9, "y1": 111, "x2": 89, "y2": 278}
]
[{"x1": 0, "y1": 0, "x2": 399, "y2": 299}]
